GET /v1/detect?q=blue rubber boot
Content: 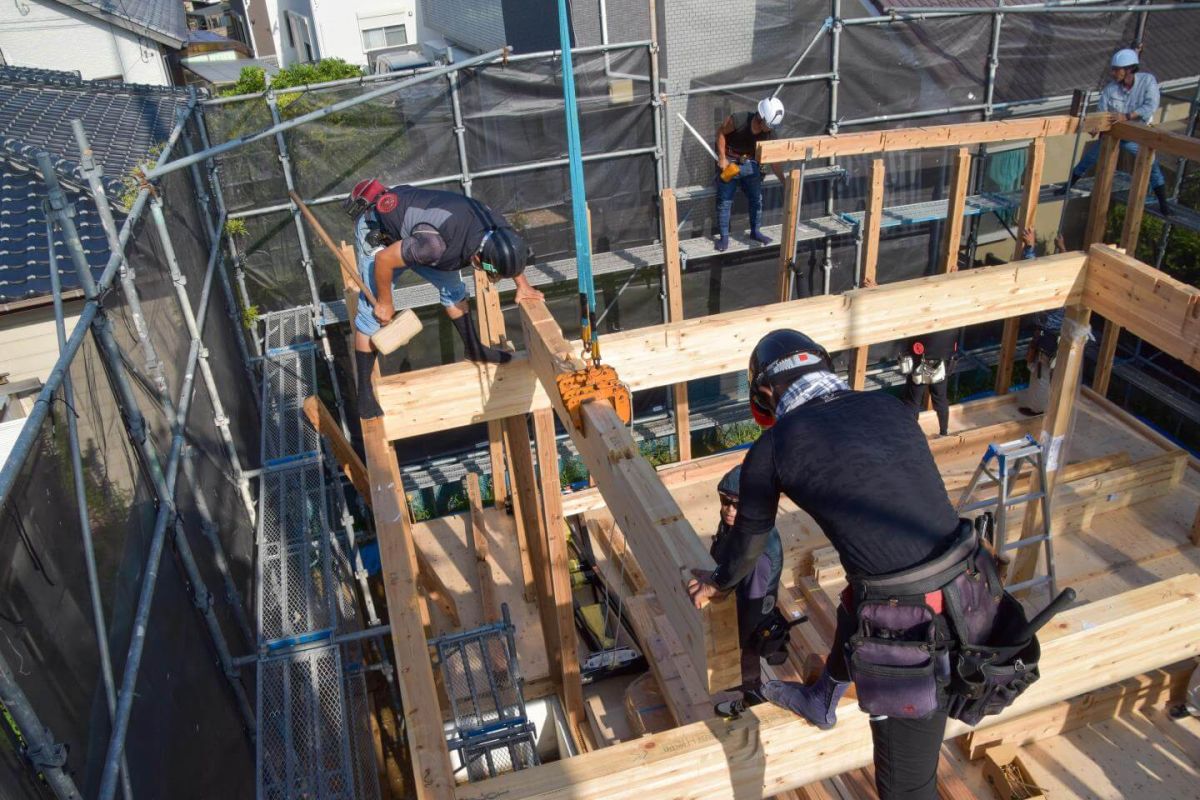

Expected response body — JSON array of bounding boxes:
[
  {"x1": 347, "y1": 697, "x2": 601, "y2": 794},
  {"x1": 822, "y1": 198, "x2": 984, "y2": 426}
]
[
  {"x1": 762, "y1": 669, "x2": 851, "y2": 730},
  {"x1": 715, "y1": 234, "x2": 730, "y2": 252}
]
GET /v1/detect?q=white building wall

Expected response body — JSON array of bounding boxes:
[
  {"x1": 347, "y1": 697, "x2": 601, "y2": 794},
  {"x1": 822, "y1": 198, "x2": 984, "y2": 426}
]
[
  {"x1": 265, "y1": 0, "x2": 319, "y2": 68},
  {"x1": 310, "y1": 0, "x2": 418, "y2": 70},
  {"x1": 0, "y1": 0, "x2": 170, "y2": 85}
]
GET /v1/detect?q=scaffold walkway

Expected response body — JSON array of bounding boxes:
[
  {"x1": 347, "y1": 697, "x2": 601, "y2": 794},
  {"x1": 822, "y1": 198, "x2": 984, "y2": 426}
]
[{"x1": 255, "y1": 306, "x2": 380, "y2": 800}]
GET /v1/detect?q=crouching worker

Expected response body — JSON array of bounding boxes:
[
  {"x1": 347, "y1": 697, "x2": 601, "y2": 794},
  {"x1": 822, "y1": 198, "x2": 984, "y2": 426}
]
[
  {"x1": 344, "y1": 179, "x2": 544, "y2": 418},
  {"x1": 688, "y1": 329, "x2": 1051, "y2": 800},
  {"x1": 710, "y1": 464, "x2": 787, "y2": 701}
]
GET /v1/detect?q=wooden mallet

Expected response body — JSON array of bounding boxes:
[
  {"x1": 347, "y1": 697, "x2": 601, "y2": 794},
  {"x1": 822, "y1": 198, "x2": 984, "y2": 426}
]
[{"x1": 289, "y1": 191, "x2": 421, "y2": 355}]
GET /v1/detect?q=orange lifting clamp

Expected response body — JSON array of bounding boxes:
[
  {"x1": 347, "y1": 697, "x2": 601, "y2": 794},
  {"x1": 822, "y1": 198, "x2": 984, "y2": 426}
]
[{"x1": 554, "y1": 364, "x2": 632, "y2": 432}]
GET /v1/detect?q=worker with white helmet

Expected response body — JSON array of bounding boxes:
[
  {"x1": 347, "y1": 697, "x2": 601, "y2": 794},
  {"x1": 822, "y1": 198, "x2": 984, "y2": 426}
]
[
  {"x1": 713, "y1": 97, "x2": 786, "y2": 251},
  {"x1": 1062, "y1": 48, "x2": 1171, "y2": 216}
]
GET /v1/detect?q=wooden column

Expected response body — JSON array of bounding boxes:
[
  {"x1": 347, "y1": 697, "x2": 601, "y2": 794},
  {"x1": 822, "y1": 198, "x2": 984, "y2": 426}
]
[
  {"x1": 1008, "y1": 304, "x2": 1092, "y2": 588},
  {"x1": 661, "y1": 189, "x2": 691, "y2": 462},
  {"x1": 1092, "y1": 143, "x2": 1158, "y2": 396},
  {"x1": 1082, "y1": 134, "x2": 1121, "y2": 248},
  {"x1": 531, "y1": 408, "x2": 588, "y2": 746},
  {"x1": 464, "y1": 473, "x2": 499, "y2": 622},
  {"x1": 939, "y1": 147, "x2": 971, "y2": 274},
  {"x1": 995, "y1": 137, "x2": 1046, "y2": 395},
  {"x1": 473, "y1": 265, "x2": 510, "y2": 510},
  {"x1": 777, "y1": 168, "x2": 802, "y2": 301},
  {"x1": 500, "y1": 417, "x2": 538, "y2": 602},
  {"x1": 362, "y1": 418, "x2": 456, "y2": 799},
  {"x1": 849, "y1": 157, "x2": 885, "y2": 390}
]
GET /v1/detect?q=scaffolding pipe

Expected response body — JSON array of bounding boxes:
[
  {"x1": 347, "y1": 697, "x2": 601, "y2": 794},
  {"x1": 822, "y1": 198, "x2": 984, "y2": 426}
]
[
  {"x1": 44, "y1": 216, "x2": 134, "y2": 800},
  {"x1": 145, "y1": 47, "x2": 509, "y2": 180},
  {"x1": 1154, "y1": 80, "x2": 1200, "y2": 267},
  {"x1": 773, "y1": 17, "x2": 834, "y2": 99},
  {"x1": 446, "y1": 48, "x2": 473, "y2": 196},
  {"x1": 679, "y1": 71, "x2": 835, "y2": 97},
  {"x1": 648, "y1": 0, "x2": 667, "y2": 195},
  {"x1": 0, "y1": 650, "x2": 80, "y2": 798},
  {"x1": 264, "y1": 78, "x2": 352, "y2": 441},
  {"x1": 839, "y1": 102, "x2": 990, "y2": 128},
  {"x1": 842, "y1": 0, "x2": 1149, "y2": 22},
  {"x1": 226, "y1": 172, "x2": 463, "y2": 219},
  {"x1": 877, "y1": 1, "x2": 1200, "y2": 17},
  {"x1": 825, "y1": 0, "x2": 842, "y2": 293}
]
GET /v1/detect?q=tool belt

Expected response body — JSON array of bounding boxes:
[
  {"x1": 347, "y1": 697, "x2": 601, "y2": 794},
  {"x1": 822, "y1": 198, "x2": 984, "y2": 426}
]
[
  {"x1": 899, "y1": 355, "x2": 947, "y2": 385},
  {"x1": 749, "y1": 606, "x2": 806, "y2": 666},
  {"x1": 843, "y1": 520, "x2": 1041, "y2": 724}
]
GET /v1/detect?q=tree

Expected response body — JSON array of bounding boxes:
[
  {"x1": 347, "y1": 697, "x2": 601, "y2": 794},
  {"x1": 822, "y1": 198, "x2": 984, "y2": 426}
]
[{"x1": 220, "y1": 58, "x2": 364, "y2": 97}]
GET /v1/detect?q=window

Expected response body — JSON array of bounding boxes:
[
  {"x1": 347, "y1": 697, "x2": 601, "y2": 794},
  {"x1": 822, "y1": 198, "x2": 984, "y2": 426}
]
[
  {"x1": 361, "y1": 24, "x2": 408, "y2": 51},
  {"x1": 286, "y1": 11, "x2": 315, "y2": 62}
]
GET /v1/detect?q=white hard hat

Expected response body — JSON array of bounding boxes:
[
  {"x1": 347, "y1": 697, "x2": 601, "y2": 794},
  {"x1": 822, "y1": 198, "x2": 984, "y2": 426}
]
[
  {"x1": 1111, "y1": 48, "x2": 1139, "y2": 69},
  {"x1": 757, "y1": 97, "x2": 785, "y2": 129}
]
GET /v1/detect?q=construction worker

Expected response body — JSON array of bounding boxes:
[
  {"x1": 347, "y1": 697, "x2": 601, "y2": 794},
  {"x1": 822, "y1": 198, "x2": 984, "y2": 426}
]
[
  {"x1": 714, "y1": 97, "x2": 786, "y2": 252},
  {"x1": 711, "y1": 464, "x2": 783, "y2": 700},
  {"x1": 899, "y1": 329, "x2": 958, "y2": 437},
  {"x1": 687, "y1": 329, "x2": 996, "y2": 799},
  {"x1": 344, "y1": 179, "x2": 543, "y2": 418},
  {"x1": 1062, "y1": 48, "x2": 1171, "y2": 216}
]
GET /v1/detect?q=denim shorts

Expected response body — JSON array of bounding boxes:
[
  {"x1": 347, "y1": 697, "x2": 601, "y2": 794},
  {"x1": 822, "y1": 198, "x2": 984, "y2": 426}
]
[{"x1": 352, "y1": 216, "x2": 467, "y2": 335}]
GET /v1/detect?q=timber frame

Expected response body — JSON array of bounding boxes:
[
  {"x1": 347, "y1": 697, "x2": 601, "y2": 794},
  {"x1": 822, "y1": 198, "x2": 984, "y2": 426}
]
[{"x1": 358, "y1": 115, "x2": 1200, "y2": 798}]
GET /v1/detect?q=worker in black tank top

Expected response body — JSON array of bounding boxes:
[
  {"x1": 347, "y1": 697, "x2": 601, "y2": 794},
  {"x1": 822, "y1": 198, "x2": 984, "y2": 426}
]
[
  {"x1": 687, "y1": 329, "x2": 963, "y2": 800},
  {"x1": 713, "y1": 97, "x2": 786, "y2": 252},
  {"x1": 900, "y1": 327, "x2": 960, "y2": 436},
  {"x1": 342, "y1": 179, "x2": 545, "y2": 419}
]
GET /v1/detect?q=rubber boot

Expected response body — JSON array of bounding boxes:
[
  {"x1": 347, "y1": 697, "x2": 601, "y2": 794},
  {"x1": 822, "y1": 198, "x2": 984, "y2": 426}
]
[
  {"x1": 355, "y1": 349, "x2": 384, "y2": 419},
  {"x1": 715, "y1": 234, "x2": 730, "y2": 252},
  {"x1": 451, "y1": 308, "x2": 512, "y2": 365},
  {"x1": 1154, "y1": 185, "x2": 1172, "y2": 216},
  {"x1": 761, "y1": 669, "x2": 850, "y2": 730}
]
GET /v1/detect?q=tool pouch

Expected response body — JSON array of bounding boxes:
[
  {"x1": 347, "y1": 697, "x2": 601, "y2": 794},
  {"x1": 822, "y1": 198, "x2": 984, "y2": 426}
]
[
  {"x1": 845, "y1": 599, "x2": 950, "y2": 719},
  {"x1": 752, "y1": 608, "x2": 805, "y2": 666}
]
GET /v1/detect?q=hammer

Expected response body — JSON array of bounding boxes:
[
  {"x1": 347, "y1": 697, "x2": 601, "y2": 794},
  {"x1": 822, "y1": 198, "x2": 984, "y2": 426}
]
[{"x1": 289, "y1": 191, "x2": 421, "y2": 355}]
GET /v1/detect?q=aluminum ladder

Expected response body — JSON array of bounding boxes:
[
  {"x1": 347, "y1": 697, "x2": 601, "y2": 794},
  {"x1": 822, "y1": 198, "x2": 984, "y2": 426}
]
[{"x1": 955, "y1": 435, "x2": 1058, "y2": 596}]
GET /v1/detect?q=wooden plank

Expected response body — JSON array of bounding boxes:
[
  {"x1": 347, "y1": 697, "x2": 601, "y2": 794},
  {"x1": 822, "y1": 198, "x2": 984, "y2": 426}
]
[
  {"x1": 453, "y1": 574, "x2": 1200, "y2": 800},
  {"x1": 531, "y1": 408, "x2": 588, "y2": 745},
  {"x1": 1111, "y1": 119, "x2": 1200, "y2": 163},
  {"x1": 1093, "y1": 145, "x2": 1159, "y2": 395},
  {"x1": 960, "y1": 661, "x2": 1196, "y2": 760},
  {"x1": 465, "y1": 473, "x2": 499, "y2": 622},
  {"x1": 996, "y1": 138, "x2": 1047, "y2": 395},
  {"x1": 850, "y1": 158, "x2": 885, "y2": 391},
  {"x1": 303, "y1": 394, "x2": 369, "y2": 500},
  {"x1": 379, "y1": 253, "x2": 1088, "y2": 439},
  {"x1": 756, "y1": 114, "x2": 1112, "y2": 163},
  {"x1": 1050, "y1": 450, "x2": 1187, "y2": 537},
  {"x1": 500, "y1": 416, "x2": 538, "y2": 602},
  {"x1": 778, "y1": 168, "x2": 802, "y2": 301},
  {"x1": 624, "y1": 594, "x2": 715, "y2": 726},
  {"x1": 661, "y1": 188, "x2": 691, "y2": 462},
  {"x1": 1083, "y1": 244, "x2": 1200, "y2": 373},
  {"x1": 939, "y1": 147, "x2": 971, "y2": 273},
  {"x1": 1083, "y1": 134, "x2": 1121, "y2": 247},
  {"x1": 585, "y1": 514, "x2": 649, "y2": 595},
  {"x1": 362, "y1": 417, "x2": 456, "y2": 799},
  {"x1": 518, "y1": 299, "x2": 741, "y2": 693}
]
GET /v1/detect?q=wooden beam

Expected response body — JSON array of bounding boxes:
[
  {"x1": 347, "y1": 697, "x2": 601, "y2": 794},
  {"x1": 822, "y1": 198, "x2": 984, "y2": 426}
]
[
  {"x1": 1092, "y1": 145, "x2": 1159, "y2": 395},
  {"x1": 756, "y1": 114, "x2": 1112, "y2": 164},
  {"x1": 1083, "y1": 244, "x2": 1200, "y2": 372},
  {"x1": 778, "y1": 168, "x2": 802, "y2": 301},
  {"x1": 849, "y1": 158, "x2": 885, "y2": 391},
  {"x1": 362, "y1": 417, "x2": 456, "y2": 799},
  {"x1": 531, "y1": 408, "x2": 589, "y2": 745},
  {"x1": 939, "y1": 147, "x2": 971, "y2": 273},
  {"x1": 1050, "y1": 450, "x2": 1187, "y2": 537},
  {"x1": 454, "y1": 574, "x2": 1200, "y2": 800},
  {"x1": 996, "y1": 138, "x2": 1046, "y2": 396},
  {"x1": 1083, "y1": 134, "x2": 1120, "y2": 247},
  {"x1": 624, "y1": 593, "x2": 716, "y2": 726},
  {"x1": 661, "y1": 188, "x2": 691, "y2": 462},
  {"x1": 1111, "y1": 119, "x2": 1200, "y2": 163},
  {"x1": 465, "y1": 473, "x2": 499, "y2": 622},
  {"x1": 960, "y1": 661, "x2": 1196, "y2": 760},
  {"x1": 519, "y1": 300, "x2": 741, "y2": 694}
]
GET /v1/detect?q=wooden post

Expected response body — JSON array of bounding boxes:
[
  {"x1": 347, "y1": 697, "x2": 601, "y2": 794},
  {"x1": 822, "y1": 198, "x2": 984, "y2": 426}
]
[
  {"x1": 1092, "y1": 143, "x2": 1157, "y2": 396},
  {"x1": 473, "y1": 264, "x2": 510, "y2": 511},
  {"x1": 362, "y1": 417, "x2": 456, "y2": 799},
  {"x1": 777, "y1": 168, "x2": 802, "y2": 301},
  {"x1": 1008, "y1": 305, "x2": 1092, "y2": 588},
  {"x1": 1083, "y1": 134, "x2": 1121, "y2": 247},
  {"x1": 939, "y1": 147, "x2": 971, "y2": 273},
  {"x1": 661, "y1": 189, "x2": 691, "y2": 462},
  {"x1": 465, "y1": 473, "x2": 500, "y2": 622},
  {"x1": 531, "y1": 408, "x2": 589, "y2": 747},
  {"x1": 500, "y1": 417, "x2": 538, "y2": 602},
  {"x1": 995, "y1": 137, "x2": 1046, "y2": 395},
  {"x1": 849, "y1": 157, "x2": 884, "y2": 390}
]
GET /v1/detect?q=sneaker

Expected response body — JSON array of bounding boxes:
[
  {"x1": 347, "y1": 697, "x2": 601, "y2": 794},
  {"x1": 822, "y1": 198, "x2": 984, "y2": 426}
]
[
  {"x1": 750, "y1": 230, "x2": 772, "y2": 245},
  {"x1": 715, "y1": 235, "x2": 729, "y2": 252}
]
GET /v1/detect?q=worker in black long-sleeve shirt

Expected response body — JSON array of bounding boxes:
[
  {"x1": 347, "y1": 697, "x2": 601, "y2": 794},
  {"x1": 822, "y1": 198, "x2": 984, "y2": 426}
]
[
  {"x1": 900, "y1": 328, "x2": 959, "y2": 436},
  {"x1": 687, "y1": 329, "x2": 963, "y2": 800}
]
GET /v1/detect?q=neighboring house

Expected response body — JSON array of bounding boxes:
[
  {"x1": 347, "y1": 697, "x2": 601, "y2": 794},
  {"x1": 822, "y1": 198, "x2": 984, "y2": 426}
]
[
  {"x1": 233, "y1": 0, "x2": 277, "y2": 62},
  {"x1": 0, "y1": 0, "x2": 187, "y2": 86},
  {"x1": 186, "y1": 1, "x2": 254, "y2": 51},
  {"x1": 0, "y1": 65, "x2": 190, "y2": 385},
  {"x1": 308, "y1": 0, "x2": 421, "y2": 72},
  {"x1": 265, "y1": 0, "x2": 319, "y2": 67},
  {"x1": 418, "y1": 0, "x2": 566, "y2": 57}
]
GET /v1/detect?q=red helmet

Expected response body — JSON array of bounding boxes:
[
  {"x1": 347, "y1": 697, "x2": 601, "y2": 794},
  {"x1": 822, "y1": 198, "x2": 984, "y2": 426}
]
[{"x1": 343, "y1": 178, "x2": 387, "y2": 219}]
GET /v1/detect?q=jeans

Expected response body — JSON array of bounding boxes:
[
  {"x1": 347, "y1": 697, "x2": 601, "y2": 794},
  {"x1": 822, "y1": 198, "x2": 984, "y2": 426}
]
[
  {"x1": 1072, "y1": 139, "x2": 1165, "y2": 190},
  {"x1": 716, "y1": 159, "x2": 765, "y2": 237},
  {"x1": 353, "y1": 216, "x2": 467, "y2": 335}
]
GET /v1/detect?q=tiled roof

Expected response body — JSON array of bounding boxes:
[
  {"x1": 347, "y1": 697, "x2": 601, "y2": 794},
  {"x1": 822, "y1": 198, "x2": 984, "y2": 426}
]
[
  {"x1": 71, "y1": 0, "x2": 188, "y2": 47},
  {"x1": 0, "y1": 66, "x2": 190, "y2": 304}
]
